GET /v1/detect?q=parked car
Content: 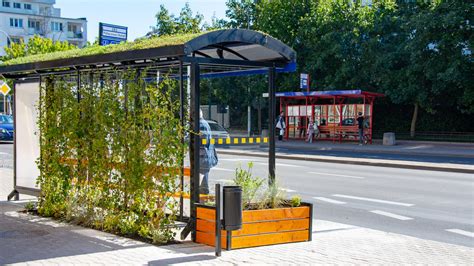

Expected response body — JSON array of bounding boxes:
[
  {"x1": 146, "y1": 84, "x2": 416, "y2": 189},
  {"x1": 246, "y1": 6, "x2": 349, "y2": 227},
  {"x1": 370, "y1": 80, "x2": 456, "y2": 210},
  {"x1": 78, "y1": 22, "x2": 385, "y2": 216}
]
[
  {"x1": 0, "y1": 114, "x2": 14, "y2": 141},
  {"x1": 206, "y1": 120, "x2": 230, "y2": 139}
]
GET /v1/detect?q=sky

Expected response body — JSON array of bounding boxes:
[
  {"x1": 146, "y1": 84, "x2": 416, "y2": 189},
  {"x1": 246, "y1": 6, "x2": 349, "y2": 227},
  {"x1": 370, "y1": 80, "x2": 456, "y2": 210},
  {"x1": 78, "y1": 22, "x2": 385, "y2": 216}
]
[{"x1": 55, "y1": 0, "x2": 228, "y2": 42}]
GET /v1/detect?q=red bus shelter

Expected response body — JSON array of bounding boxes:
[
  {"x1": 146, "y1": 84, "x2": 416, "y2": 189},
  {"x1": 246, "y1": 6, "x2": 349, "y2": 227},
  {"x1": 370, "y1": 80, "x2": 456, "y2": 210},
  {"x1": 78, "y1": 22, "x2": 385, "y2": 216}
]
[{"x1": 277, "y1": 90, "x2": 384, "y2": 143}]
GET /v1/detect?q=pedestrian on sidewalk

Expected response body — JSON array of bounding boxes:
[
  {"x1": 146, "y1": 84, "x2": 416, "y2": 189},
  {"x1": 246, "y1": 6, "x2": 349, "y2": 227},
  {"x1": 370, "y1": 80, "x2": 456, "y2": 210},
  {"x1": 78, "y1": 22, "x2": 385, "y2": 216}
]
[
  {"x1": 306, "y1": 118, "x2": 315, "y2": 143},
  {"x1": 299, "y1": 116, "x2": 308, "y2": 139},
  {"x1": 357, "y1": 112, "x2": 364, "y2": 145},
  {"x1": 199, "y1": 109, "x2": 218, "y2": 194},
  {"x1": 276, "y1": 111, "x2": 286, "y2": 141}
]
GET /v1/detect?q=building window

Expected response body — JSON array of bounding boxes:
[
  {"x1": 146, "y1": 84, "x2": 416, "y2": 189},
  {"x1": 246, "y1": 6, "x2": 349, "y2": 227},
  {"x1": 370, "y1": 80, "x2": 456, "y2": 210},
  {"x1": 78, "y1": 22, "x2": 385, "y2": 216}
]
[
  {"x1": 8, "y1": 36, "x2": 23, "y2": 46},
  {"x1": 13, "y1": 2, "x2": 20, "y2": 8},
  {"x1": 68, "y1": 24, "x2": 78, "y2": 32},
  {"x1": 51, "y1": 22, "x2": 63, "y2": 32},
  {"x1": 9, "y1": 18, "x2": 23, "y2": 28},
  {"x1": 24, "y1": 3, "x2": 31, "y2": 10},
  {"x1": 2, "y1": 1, "x2": 10, "y2": 7},
  {"x1": 28, "y1": 20, "x2": 40, "y2": 30}
]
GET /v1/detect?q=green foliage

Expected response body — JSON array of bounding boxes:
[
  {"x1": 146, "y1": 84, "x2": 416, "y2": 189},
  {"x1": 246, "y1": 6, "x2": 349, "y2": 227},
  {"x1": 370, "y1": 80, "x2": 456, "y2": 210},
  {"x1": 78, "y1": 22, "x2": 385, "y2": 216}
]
[
  {"x1": 290, "y1": 195, "x2": 302, "y2": 207},
  {"x1": 149, "y1": 3, "x2": 204, "y2": 37},
  {"x1": 233, "y1": 162, "x2": 264, "y2": 209},
  {"x1": 2, "y1": 35, "x2": 76, "y2": 61},
  {"x1": 233, "y1": 163, "x2": 291, "y2": 210},
  {"x1": 225, "y1": 0, "x2": 257, "y2": 29},
  {"x1": 24, "y1": 201, "x2": 36, "y2": 212},
  {"x1": 36, "y1": 70, "x2": 186, "y2": 244},
  {"x1": 3, "y1": 32, "x2": 205, "y2": 66},
  {"x1": 261, "y1": 181, "x2": 286, "y2": 209}
]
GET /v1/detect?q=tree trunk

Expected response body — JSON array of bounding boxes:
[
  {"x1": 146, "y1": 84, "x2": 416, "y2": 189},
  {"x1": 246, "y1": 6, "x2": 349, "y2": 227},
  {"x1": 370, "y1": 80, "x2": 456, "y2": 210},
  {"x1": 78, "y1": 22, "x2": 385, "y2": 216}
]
[{"x1": 410, "y1": 103, "x2": 419, "y2": 138}]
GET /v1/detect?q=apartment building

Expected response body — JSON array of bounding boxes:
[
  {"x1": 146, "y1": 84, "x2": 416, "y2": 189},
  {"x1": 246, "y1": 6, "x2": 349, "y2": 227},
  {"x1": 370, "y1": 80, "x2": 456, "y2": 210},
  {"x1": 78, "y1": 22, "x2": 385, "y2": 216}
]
[{"x1": 0, "y1": 0, "x2": 87, "y2": 56}]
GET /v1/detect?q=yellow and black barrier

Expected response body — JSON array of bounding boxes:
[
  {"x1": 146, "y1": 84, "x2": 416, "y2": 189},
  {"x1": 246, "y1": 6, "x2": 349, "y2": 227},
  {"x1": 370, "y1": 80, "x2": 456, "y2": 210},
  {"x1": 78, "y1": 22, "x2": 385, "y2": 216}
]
[{"x1": 201, "y1": 137, "x2": 268, "y2": 145}]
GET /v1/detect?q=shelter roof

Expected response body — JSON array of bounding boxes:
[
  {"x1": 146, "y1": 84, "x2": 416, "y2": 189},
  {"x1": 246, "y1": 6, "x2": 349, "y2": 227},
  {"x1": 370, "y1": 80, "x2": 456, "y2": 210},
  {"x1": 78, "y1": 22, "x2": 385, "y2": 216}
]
[
  {"x1": 0, "y1": 29, "x2": 296, "y2": 78},
  {"x1": 276, "y1": 90, "x2": 384, "y2": 98}
]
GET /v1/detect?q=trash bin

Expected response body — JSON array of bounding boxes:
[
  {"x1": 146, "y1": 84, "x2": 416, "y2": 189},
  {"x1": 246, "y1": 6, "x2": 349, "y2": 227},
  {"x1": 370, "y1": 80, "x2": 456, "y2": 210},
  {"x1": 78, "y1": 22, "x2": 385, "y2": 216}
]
[
  {"x1": 223, "y1": 186, "x2": 242, "y2": 231},
  {"x1": 383, "y1": 132, "x2": 396, "y2": 146}
]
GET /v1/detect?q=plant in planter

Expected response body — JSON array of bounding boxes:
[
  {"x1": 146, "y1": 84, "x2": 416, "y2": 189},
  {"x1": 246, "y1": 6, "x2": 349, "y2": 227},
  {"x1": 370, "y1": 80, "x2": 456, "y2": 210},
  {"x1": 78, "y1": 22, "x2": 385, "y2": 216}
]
[{"x1": 196, "y1": 163, "x2": 312, "y2": 249}]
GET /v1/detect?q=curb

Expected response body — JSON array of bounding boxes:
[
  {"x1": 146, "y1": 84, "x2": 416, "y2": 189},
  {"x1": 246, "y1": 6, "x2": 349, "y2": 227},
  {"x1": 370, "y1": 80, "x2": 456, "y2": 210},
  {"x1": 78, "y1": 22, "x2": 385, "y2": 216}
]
[{"x1": 217, "y1": 150, "x2": 474, "y2": 174}]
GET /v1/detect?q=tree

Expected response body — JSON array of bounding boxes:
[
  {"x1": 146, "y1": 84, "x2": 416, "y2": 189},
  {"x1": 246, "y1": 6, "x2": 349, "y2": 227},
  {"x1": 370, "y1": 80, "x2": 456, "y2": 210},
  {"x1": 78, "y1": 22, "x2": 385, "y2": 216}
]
[
  {"x1": 225, "y1": 0, "x2": 257, "y2": 29},
  {"x1": 2, "y1": 35, "x2": 76, "y2": 61},
  {"x1": 367, "y1": 0, "x2": 473, "y2": 136},
  {"x1": 148, "y1": 3, "x2": 204, "y2": 37}
]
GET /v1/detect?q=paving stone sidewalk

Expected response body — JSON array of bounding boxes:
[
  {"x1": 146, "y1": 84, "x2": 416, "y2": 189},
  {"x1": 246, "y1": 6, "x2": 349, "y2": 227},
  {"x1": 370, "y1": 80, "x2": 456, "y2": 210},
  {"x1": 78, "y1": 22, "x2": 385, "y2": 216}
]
[{"x1": 1, "y1": 200, "x2": 473, "y2": 265}]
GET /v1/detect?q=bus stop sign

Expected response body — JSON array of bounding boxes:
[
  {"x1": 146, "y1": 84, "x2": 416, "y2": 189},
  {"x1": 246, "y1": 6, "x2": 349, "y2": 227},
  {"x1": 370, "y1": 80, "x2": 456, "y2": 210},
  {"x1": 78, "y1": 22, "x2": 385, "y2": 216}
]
[{"x1": 99, "y1": 22, "x2": 128, "y2": 46}]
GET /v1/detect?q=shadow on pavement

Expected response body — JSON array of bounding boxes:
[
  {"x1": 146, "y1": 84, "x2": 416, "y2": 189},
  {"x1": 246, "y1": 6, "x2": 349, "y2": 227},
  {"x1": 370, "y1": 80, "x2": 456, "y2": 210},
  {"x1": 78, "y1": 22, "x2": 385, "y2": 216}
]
[
  {"x1": 0, "y1": 202, "x2": 147, "y2": 264},
  {"x1": 148, "y1": 255, "x2": 215, "y2": 265}
]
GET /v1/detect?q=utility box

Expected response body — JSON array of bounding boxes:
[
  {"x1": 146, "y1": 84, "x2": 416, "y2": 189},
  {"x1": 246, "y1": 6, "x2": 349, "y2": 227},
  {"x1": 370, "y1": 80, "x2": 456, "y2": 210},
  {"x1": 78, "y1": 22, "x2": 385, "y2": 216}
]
[
  {"x1": 383, "y1": 132, "x2": 396, "y2": 146},
  {"x1": 223, "y1": 186, "x2": 242, "y2": 231}
]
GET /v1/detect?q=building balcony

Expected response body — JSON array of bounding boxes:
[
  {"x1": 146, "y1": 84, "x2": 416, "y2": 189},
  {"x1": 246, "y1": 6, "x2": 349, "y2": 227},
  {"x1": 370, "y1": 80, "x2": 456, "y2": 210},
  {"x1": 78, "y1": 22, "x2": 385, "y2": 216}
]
[
  {"x1": 67, "y1": 31, "x2": 83, "y2": 39},
  {"x1": 28, "y1": 28, "x2": 44, "y2": 36}
]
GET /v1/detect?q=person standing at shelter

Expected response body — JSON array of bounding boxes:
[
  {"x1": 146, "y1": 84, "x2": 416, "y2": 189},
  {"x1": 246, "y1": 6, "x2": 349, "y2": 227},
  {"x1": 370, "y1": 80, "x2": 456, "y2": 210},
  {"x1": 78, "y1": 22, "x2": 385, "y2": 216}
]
[
  {"x1": 357, "y1": 112, "x2": 365, "y2": 145},
  {"x1": 276, "y1": 111, "x2": 286, "y2": 141},
  {"x1": 306, "y1": 118, "x2": 315, "y2": 143},
  {"x1": 299, "y1": 116, "x2": 308, "y2": 139},
  {"x1": 199, "y1": 109, "x2": 218, "y2": 194}
]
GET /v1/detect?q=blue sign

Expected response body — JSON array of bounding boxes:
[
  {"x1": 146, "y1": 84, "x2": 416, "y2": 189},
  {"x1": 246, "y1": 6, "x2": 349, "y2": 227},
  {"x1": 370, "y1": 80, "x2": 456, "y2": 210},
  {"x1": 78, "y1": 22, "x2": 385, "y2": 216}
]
[
  {"x1": 99, "y1": 22, "x2": 128, "y2": 46},
  {"x1": 300, "y1": 73, "x2": 309, "y2": 90}
]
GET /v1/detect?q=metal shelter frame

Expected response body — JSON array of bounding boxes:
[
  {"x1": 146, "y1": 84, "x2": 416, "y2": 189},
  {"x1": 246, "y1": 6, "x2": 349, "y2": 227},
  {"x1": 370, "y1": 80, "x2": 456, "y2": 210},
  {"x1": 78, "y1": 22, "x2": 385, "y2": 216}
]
[
  {"x1": 0, "y1": 29, "x2": 296, "y2": 241},
  {"x1": 277, "y1": 90, "x2": 384, "y2": 143}
]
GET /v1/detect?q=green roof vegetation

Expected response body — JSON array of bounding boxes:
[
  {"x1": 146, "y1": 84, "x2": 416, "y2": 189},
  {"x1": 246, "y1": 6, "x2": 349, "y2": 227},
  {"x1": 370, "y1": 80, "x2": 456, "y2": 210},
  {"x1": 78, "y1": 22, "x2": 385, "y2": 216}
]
[{"x1": 2, "y1": 32, "x2": 205, "y2": 66}]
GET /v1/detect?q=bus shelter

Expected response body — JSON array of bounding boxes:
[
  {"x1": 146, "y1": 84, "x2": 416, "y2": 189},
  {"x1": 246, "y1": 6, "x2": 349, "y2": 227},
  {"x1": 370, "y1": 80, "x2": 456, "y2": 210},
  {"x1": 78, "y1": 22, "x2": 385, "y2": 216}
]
[
  {"x1": 0, "y1": 29, "x2": 296, "y2": 242},
  {"x1": 277, "y1": 90, "x2": 384, "y2": 143}
]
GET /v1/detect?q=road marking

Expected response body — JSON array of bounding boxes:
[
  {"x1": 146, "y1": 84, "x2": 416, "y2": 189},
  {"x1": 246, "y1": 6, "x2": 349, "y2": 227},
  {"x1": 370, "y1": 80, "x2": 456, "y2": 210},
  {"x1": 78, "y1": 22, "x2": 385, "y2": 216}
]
[
  {"x1": 332, "y1": 194, "x2": 414, "y2": 207},
  {"x1": 212, "y1": 167, "x2": 234, "y2": 172},
  {"x1": 309, "y1": 171, "x2": 365, "y2": 179},
  {"x1": 216, "y1": 179, "x2": 233, "y2": 183},
  {"x1": 312, "y1": 197, "x2": 346, "y2": 205},
  {"x1": 279, "y1": 188, "x2": 296, "y2": 193},
  {"x1": 256, "y1": 162, "x2": 302, "y2": 168},
  {"x1": 370, "y1": 210, "x2": 413, "y2": 220},
  {"x1": 219, "y1": 158, "x2": 261, "y2": 162},
  {"x1": 446, "y1": 229, "x2": 474, "y2": 238}
]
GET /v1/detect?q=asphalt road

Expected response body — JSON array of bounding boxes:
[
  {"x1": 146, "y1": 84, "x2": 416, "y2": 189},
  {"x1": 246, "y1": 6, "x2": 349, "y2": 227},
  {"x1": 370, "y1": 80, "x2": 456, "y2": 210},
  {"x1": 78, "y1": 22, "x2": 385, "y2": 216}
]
[
  {"x1": 1, "y1": 143, "x2": 473, "y2": 247},
  {"x1": 276, "y1": 147, "x2": 474, "y2": 165},
  {"x1": 206, "y1": 153, "x2": 474, "y2": 248}
]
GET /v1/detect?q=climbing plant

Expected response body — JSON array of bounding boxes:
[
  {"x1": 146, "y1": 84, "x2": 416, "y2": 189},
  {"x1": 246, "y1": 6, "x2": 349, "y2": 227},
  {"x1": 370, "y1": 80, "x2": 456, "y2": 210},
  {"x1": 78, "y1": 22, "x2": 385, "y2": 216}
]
[{"x1": 36, "y1": 69, "x2": 186, "y2": 243}]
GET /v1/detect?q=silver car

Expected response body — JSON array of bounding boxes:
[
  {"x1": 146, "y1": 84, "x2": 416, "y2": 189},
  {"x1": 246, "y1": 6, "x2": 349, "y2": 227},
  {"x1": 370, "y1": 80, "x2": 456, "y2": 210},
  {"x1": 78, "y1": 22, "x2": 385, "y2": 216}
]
[{"x1": 206, "y1": 120, "x2": 230, "y2": 139}]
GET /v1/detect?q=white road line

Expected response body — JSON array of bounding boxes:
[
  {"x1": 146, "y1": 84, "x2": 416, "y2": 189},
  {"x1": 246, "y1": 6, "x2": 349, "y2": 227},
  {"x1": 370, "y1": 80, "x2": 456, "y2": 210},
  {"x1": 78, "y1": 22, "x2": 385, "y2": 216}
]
[
  {"x1": 309, "y1": 171, "x2": 365, "y2": 179},
  {"x1": 332, "y1": 194, "x2": 414, "y2": 207},
  {"x1": 256, "y1": 162, "x2": 302, "y2": 168},
  {"x1": 219, "y1": 158, "x2": 261, "y2": 162},
  {"x1": 215, "y1": 179, "x2": 233, "y2": 183},
  {"x1": 312, "y1": 197, "x2": 346, "y2": 205},
  {"x1": 446, "y1": 229, "x2": 474, "y2": 238},
  {"x1": 370, "y1": 210, "x2": 413, "y2": 220},
  {"x1": 212, "y1": 167, "x2": 234, "y2": 172},
  {"x1": 279, "y1": 188, "x2": 296, "y2": 193}
]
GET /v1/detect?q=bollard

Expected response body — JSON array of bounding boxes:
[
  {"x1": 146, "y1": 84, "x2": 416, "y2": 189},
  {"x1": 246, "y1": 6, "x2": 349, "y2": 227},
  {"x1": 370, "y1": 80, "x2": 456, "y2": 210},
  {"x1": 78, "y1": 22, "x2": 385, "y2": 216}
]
[{"x1": 383, "y1": 132, "x2": 396, "y2": 146}]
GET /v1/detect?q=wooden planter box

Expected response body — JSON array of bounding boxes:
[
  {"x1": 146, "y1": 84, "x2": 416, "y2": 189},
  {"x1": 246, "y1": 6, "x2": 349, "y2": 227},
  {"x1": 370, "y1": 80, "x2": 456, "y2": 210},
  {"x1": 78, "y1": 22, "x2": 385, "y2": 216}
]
[{"x1": 195, "y1": 203, "x2": 313, "y2": 249}]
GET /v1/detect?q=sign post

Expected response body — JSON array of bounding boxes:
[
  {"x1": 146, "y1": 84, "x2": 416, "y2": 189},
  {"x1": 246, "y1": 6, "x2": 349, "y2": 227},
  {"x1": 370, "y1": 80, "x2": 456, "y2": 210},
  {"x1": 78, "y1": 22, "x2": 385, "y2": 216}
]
[
  {"x1": 99, "y1": 22, "x2": 128, "y2": 46},
  {"x1": 300, "y1": 73, "x2": 310, "y2": 92}
]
